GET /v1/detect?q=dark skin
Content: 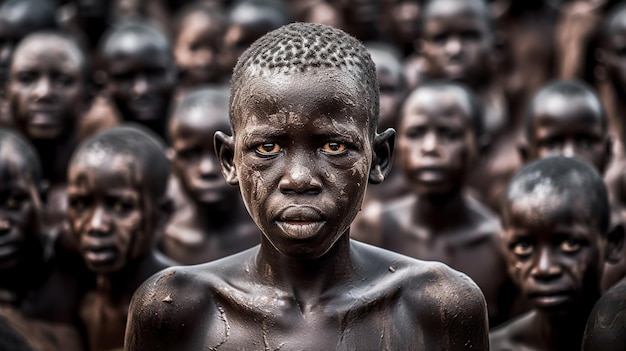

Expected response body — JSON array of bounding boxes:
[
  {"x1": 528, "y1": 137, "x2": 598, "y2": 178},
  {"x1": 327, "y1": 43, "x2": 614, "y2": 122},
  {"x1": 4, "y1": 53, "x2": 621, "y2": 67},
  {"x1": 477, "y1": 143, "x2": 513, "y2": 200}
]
[
  {"x1": 174, "y1": 10, "x2": 225, "y2": 88},
  {"x1": 353, "y1": 85, "x2": 514, "y2": 327},
  {"x1": 102, "y1": 31, "x2": 176, "y2": 141},
  {"x1": 582, "y1": 275, "x2": 626, "y2": 351},
  {"x1": 421, "y1": 0, "x2": 518, "y2": 213},
  {"x1": 161, "y1": 92, "x2": 258, "y2": 265},
  {"x1": 490, "y1": 187, "x2": 622, "y2": 351},
  {"x1": 0, "y1": 138, "x2": 84, "y2": 351},
  {"x1": 67, "y1": 152, "x2": 171, "y2": 351},
  {"x1": 125, "y1": 69, "x2": 489, "y2": 350}
]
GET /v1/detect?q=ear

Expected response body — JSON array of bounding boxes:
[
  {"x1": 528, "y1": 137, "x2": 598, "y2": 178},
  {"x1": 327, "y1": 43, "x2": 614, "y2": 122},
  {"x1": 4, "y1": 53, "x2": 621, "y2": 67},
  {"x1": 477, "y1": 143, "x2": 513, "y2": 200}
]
[
  {"x1": 605, "y1": 221, "x2": 624, "y2": 264},
  {"x1": 214, "y1": 131, "x2": 238, "y2": 186},
  {"x1": 517, "y1": 140, "x2": 530, "y2": 163},
  {"x1": 369, "y1": 128, "x2": 395, "y2": 184}
]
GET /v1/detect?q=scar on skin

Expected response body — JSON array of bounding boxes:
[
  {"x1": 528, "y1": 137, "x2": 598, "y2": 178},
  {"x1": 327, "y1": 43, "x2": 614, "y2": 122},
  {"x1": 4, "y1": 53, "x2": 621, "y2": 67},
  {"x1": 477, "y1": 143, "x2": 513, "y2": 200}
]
[{"x1": 209, "y1": 302, "x2": 231, "y2": 350}]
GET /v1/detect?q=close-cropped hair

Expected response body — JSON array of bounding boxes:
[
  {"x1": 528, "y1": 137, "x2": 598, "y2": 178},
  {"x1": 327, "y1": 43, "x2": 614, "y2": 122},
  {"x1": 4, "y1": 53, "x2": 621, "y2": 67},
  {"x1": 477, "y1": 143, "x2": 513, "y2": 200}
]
[
  {"x1": 71, "y1": 125, "x2": 170, "y2": 201},
  {"x1": 505, "y1": 156, "x2": 610, "y2": 234},
  {"x1": 230, "y1": 22, "x2": 379, "y2": 135},
  {"x1": 524, "y1": 80, "x2": 607, "y2": 141}
]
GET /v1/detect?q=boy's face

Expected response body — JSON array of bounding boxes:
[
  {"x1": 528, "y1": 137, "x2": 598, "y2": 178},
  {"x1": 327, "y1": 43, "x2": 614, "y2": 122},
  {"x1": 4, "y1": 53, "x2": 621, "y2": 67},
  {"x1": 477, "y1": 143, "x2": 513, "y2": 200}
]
[
  {"x1": 105, "y1": 44, "x2": 175, "y2": 124},
  {"x1": 224, "y1": 70, "x2": 375, "y2": 259},
  {"x1": 0, "y1": 161, "x2": 39, "y2": 271},
  {"x1": 174, "y1": 12, "x2": 223, "y2": 85},
  {"x1": 502, "y1": 194, "x2": 606, "y2": 312},
  {"x1": 398, "y1": 87, "x2": 475, "y2": 195},
  {"x1": 602, "y1": 13, "x2": 626, "y2": 97},
  {"x1": 528, "y1": 94, "x2": 609, "y2": 172},
  {"x1": 67, "y1": 153, "x2": 155, "y2": 274},
  {"x1": 8, "y1": 37, "x2": 84, "y2": 140},
  {"x1": 170, "y1": 105, "x2": 236, "y2": 207},
  {"x1": 421, "y1": 1, "x2": 492, "y2": 87}
]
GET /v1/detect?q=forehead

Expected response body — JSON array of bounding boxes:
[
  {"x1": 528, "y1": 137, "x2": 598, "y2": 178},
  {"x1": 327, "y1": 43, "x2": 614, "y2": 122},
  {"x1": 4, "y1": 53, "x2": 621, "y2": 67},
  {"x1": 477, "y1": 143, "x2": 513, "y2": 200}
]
[
  {"x1": 12, "y1": 37, "x2": 83, "y2": 72},
  {"x1": 402, "y1": 87, "x2": 471, "y2": 121},
  {"x1": 233, "y1": 69, "x2": 370, "y2": 132},
  {"x1": 532, "y1": 93, "x2": 604, "y2": 128}
]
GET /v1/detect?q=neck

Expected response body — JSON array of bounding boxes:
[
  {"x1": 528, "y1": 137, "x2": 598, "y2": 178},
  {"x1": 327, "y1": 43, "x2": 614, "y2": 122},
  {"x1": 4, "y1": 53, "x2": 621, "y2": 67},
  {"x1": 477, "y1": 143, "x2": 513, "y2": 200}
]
[
  {"x1": 413, "y1": 190, "x2": 468, "y2": 229},
  {"x1": 255, "y1": 233, "x2": 354, "y2": 302},
  {"x1": 533, "y1": 296, "x2": 600, "y2": 350}
]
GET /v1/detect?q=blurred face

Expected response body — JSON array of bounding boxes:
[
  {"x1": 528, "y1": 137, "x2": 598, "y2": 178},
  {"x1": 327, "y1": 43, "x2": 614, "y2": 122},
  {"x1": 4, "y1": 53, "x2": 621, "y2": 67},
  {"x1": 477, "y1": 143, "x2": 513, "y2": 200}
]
[
  {"x1": 105, "y1": 43, "x2": 175, "y2": 124},
  {"x1": 67, "y1": 154, "x2": 154, "y2": 274},
  {"x1": 529, "y1": 94, "x2": 609, "y2": 172},
  {"x1": 421, "y1": 0, "x2": 493, "y2": 87},
  {"x1": 174, "y1": 12, "x2": 223, "y2": 85},
  {"x1": 0, "y1": 160, "x2": 39, "y2": 271},
  {"x1": 8, "y1": 37, "x2": 84, "y2": 140},
  {"x1": 170, "y1": 104, "x2": 236, "y2": 207},
  {"x1": 228, "y1": 70, "x2": 373, "y2": 259},
  {"x1": 602, "y1": 12, "x2": 626, "y2": 97},
  {"x1": 398, "y1": 87, "x2": 475, "y2": 195},
  {"x1": 502, "y1": 194, "x2": 606, "y2": 313}
]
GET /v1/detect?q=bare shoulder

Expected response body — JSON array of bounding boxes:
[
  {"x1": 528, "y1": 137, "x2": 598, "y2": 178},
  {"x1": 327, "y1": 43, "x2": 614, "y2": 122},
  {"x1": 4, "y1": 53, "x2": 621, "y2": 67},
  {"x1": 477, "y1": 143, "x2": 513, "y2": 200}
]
[
  {"x1": 489, "y1": 311, "x2": 534, "y2": 351},
  {"x1": 583, "y1": 278, "x2": 626, "y2": 351},
  {"x1": 125, "y1": 248, "x2": 258, "y2": 350},
  {"x1": 351, "y1": 241, "x2": 489, "y2": 349}
]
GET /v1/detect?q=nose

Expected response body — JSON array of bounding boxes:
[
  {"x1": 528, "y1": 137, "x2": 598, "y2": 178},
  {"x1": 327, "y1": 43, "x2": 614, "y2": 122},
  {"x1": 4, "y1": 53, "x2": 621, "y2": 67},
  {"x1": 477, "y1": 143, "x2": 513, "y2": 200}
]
[
  {"x1": 86, "y1": 206, "x2": 111, "y2": 237},
  {"x1": 33, "y1": 76, "x2": 52, "y2": 100},
  {"x1": 445, "y1": 36, "x2": 462, "y2": 57},
  {"x1": 278, "y1": 151, "x2": 322, "y2": 195},
  {"x1": 531, "y1": 248, "x2": 562, "y2": 282},
  {"x1": 0, "y1": 218, "x2": 9, "y2": 236},
  {"x1": 198, "y1": 153, "x2": 220, "y2": 181},
  {"x1": 420, "y1": 131, "x2": 440, "y2": 155},
  {"x1": 132, "y1": 74, "x2": 148, "y2": 96}
]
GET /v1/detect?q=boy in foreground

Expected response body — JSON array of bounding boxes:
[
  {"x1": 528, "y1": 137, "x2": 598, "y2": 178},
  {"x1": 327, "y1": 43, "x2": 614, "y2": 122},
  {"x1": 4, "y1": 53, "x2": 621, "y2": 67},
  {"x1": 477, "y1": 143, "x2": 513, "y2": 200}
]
[{"x1": 125, "y1": 22, "x2": 488, "y2": 350}]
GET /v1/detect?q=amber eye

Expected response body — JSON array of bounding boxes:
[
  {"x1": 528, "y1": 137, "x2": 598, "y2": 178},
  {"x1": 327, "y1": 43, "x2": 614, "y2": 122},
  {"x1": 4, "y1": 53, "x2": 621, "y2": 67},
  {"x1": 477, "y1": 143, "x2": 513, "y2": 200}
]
[
  {"x1": 512, "y1": 241, "x2": 533, "y2": 257},
  {"x1": 322, "y1": 142, "x2": 347, "y2": 154},
  {"x1": 256, "y1": 143, "x2": 281, "y2": 155},
  {"x1": 560, "y1": 239, "x2": 581, "y2": 253}
]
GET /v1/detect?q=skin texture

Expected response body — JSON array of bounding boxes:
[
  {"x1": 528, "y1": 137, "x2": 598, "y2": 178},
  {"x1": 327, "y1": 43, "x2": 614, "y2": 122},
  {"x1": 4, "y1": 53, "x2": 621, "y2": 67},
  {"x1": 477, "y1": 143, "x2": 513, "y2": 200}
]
[
  {"x1": 125, "y1": 68, "x2": 489, "y2": 350},
  {"x1": 582, "y1": 276, "x2": 626, "y2": 351},
  {"x1": 490, "y1": 158, "x2": 622, "y2": 351},
  {"x1": 174, "y1": 9, "x2": 225, "y2": 87},
  {"x1": 0, "y1": 131, "x2": 84, "y2": 351},
  {"x1": 161, "y1": 87, "x2": 258, "y2": 264},
  {"x1": 353, "y1": 85, "x2": 515, "y2": 327},
  {"x1": 101, "y1": 24, "x2": 176, "y2": 140},
  {"x1": 67, "y1": 146, "x2": 171, "y2": 351}
]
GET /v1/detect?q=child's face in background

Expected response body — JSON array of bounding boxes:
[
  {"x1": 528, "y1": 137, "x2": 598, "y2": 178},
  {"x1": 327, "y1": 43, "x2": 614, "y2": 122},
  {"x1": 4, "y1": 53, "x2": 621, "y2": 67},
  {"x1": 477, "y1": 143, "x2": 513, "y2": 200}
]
[
  {"x1": 502, "y1": 193, "x2": 607, "y2": 313},
  {"x1": 0, "y1": 155, "x2": 40, "y2": 271},
  {"x1": 170, "y1": 103, "x2": 236, "y2": 208},
  {"x1": 421, "y1": 0, "x2": 493, "y2": 88},
  {"x1": 397, "y1": 87, "x2": 475, "y2": 195},
  {"x1": 67, "y1": 154, "x2": 156, "y2": 274},
  {"x1": 174, "y1": 11, "x2": 224, "y2": 85},
  {"x1": 528, "y1": 94, "x2": 609, "y2": 172}
]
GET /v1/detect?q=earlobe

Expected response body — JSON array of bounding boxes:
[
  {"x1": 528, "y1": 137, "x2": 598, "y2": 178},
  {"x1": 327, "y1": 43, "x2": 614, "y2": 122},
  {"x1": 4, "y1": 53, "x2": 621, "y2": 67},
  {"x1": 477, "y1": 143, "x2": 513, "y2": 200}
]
[
  {"x1": 605, "y1": 222, "x2": 625, "y2": 264},
  {"x1": 369, "y1": 128, "x2": 395, "y2": 184},
  {"x1": 214, "y1": 131, "x2": 239, "y2": 186}
]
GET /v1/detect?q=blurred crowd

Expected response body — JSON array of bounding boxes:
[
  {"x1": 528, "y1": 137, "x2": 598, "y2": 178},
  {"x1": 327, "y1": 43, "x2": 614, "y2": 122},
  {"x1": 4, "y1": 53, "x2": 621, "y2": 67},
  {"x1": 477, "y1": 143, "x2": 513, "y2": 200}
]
[{"x1": 0, "y1": 0, "x2": 626, "y2": 350}]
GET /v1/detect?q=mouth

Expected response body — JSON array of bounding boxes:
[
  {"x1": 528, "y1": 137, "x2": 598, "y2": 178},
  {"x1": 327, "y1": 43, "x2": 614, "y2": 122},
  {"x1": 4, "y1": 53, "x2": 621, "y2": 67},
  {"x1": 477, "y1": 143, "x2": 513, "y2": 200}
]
[
  {"x1": 83, "y1": 246, "x2": 119, "y2": 266},
  {"x1": 276, "y1": 206, "x2": 325, "y2": 239},
  {"x1": 528, "y1": 290, "x2": 573, "y2": 308}
]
